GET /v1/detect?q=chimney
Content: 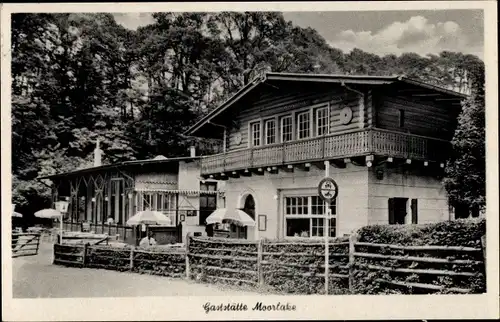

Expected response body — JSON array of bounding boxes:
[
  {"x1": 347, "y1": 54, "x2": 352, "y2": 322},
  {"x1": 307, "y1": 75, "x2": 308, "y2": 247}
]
[
  {"x1": 94, "y1": 139, "x2": 102, "y2": 167},
  {"x1": 189, "y1": 146, "x2": 196, "y2": 157}
]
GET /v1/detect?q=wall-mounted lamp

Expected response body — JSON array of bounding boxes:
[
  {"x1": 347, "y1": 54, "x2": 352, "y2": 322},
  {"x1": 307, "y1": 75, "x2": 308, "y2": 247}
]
[
  {"x1": 128, "y1": 193, "x2": 133, "y2": 199},
  {"x1": 366, "y1": 161, "x2": 373, "y2": 168}
]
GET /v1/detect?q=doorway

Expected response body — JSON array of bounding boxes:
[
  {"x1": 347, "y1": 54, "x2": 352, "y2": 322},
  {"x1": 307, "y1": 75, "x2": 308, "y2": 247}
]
[{"x1": 231, "y1": 194, "x2": 255, "y2": 239}]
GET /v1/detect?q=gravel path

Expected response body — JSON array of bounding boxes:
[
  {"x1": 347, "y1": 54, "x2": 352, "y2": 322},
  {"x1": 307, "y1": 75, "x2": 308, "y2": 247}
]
[{"x1": 12, "y1": 242, "x2": 259, "y2": 298}]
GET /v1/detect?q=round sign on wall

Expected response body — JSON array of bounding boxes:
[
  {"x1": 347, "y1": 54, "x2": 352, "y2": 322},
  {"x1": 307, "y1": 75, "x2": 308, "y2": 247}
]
[
  {"x1": 234, "y1": 132, "x2": 242, "y2": 145},
  {"x1": 318, "y1": 177, "x2": 339, "y2": 202},
  {"x1": 340, "y1": 107, "x2": 353, "y2": 125}
]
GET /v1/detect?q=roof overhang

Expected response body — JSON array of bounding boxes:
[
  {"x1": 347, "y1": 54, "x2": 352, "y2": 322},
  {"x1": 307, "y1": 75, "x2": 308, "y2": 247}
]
[
  {"x1": 184, "y1": 72, "x2": 467, "y2": 137},
  {"x1": 38, "y1": 156, "x2": 201, "y2": 181}
]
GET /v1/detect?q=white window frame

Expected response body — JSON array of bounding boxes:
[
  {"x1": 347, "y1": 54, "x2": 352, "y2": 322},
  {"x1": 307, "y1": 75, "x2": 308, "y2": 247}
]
[
  {"x1": 315, "y1": 105, "x2": 329, "y2": 136},
  {"x1": 249, "y1": 121, "x2": 262, "y2": 147},
  {"x1": 264, "y1": 118, "x2": 277, "y2": 145},
  {"x1": 297, "y1": 111, "x2": 311, "y2": 140},
  {"x1": 283, "y1": 195, "x2": 338, "y2": 239},
  {"x1": 281, "y1": 115, "x2": 293, "y2": 143}
]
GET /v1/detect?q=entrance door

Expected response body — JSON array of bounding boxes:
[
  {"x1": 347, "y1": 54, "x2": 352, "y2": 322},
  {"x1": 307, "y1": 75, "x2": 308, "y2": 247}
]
[{"x1": 232, "y1": 195, "x2": 255, "y2": 239}]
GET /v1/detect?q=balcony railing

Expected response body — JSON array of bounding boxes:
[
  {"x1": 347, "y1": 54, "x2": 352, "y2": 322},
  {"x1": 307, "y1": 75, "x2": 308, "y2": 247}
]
[{"x1": 201, "y1": 128, "x2": 450, "y2": 175}]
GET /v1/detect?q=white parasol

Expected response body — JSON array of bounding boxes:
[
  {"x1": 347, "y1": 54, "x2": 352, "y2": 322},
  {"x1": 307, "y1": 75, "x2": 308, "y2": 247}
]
[
  {"x1": 205, "y1": 208, "x2": 256, "y2": 227},
  {"x1": 12, "y1": 211, "x2": 23, "y2": 218},
  {"x1": 126, "y1": 210, "x2": 172, "y2": 226},
  {"x1": 34, "y1": 208, "x2": 63, "y2": 219},
  {"x1": 35, "y1": 208, "x2": 64, "y2": 243}
]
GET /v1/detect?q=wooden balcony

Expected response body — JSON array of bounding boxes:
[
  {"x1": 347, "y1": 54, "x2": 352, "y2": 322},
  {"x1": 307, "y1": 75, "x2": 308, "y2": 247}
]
[{"x1": 200, "y1": 128, "x2": 450, "y2": 176}]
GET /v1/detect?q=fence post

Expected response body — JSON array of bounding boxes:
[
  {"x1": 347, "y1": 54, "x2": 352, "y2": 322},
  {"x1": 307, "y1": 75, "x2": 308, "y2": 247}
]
[
  {"x1": 129, "y1": 247, "x2": 135, "y2": 271},
  {"x1": 348, "y1": 233, "x2": 357, "y2": 294},
  {"x1": 82, "y1": 243, "x2": 88, "y2": 267},
  {"x1": 185, "y1": 233, "x2": 191, "y2": 280},
  {"x1": 35, "y1": 234, "x2": 40, "y2": 255},
  {"x1": 257, "y1": 239, "x2": 264, "y2": 286}
]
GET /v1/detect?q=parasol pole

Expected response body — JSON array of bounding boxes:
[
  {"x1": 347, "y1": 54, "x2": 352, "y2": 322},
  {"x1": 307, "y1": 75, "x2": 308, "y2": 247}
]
[{"x1": 60, "y1": 213, "x2": 63, "y2": 244}]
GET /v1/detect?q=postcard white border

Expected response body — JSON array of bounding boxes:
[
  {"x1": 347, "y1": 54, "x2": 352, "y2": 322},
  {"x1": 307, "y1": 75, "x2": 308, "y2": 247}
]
[{"x1": 2, "y1": 1, "x2": 498, "y2": 321}]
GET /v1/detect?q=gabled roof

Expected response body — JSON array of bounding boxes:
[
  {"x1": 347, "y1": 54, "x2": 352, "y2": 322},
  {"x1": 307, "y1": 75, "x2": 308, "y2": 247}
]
[
  {"x1": 185, "y1": 72, "x2": 467, "y2": 136},
  {"x1": 38, "y1": 156, "x2": 201, "y2": 180}
]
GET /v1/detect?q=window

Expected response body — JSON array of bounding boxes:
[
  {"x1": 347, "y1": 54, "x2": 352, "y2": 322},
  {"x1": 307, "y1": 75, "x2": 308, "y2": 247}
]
[
  {"x1": 315, "y1": 106, "x2": 329, "y2": 136},
  {"x1": 281, "y1": 116, "x2": 293, "y2": 142},
  {"x1": 250, "y1": 121, "x2": 261, "y2": 146},
  {"x1": 199, "y1": 182, "x2": 217, "y2": 225},
  {"x1": 399, "y1": 109, "x2": 405, "y2": 128},
  {"x1": 388, "y1": 197, "x2": 409, "y2": 224},
  {"x1": 285, "y1": 195, "x2": 337, "y2": 238},
  {"x1": 297, "y1": 112, "x2": 310, "y2": 139},
  {"x1": 142, "y1": 193, "x2": 153, "y2": 211},
  {"x1": 157, "y1": 194, "x2": 174, "y2": 211},
  {"x1": 138, "y1": 192, "x2": 175, "y2": 212},
  {"x1": 264, "y1": 119, "x2": 276, "y2": 145}
]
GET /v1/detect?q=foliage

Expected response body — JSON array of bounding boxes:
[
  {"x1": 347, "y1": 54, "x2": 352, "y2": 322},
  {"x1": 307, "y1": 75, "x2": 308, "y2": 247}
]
[
  {"x1": 55, "y1": 244, "x2": 186, "y2": 277},
  {"x1": 444, "y1": 67, "x2": 486, "y2": 214},
  {"x1": 353, "y1": 219, "x2": 486, "y2": 294},
  {"x1": 189, "y1": 238, "x2": 259, "y2": 286},
  {"x1": 357, "y1": 218, "x2": 485, "y2": 247},
  {"x1": 262, "y1": 238, "x2": 349, "y2": 294},
  {"x1": 52, "y1": 220, "x2": 486, "y2": 295}
]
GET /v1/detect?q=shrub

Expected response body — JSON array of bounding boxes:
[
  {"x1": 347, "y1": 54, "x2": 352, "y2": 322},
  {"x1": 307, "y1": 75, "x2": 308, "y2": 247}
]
[
  {"x1": 352, "y1": 219, "x2": 486, "y2": 295},
  {"x1": 262, "y1": 237, "x2": 349, "y2": 295}
]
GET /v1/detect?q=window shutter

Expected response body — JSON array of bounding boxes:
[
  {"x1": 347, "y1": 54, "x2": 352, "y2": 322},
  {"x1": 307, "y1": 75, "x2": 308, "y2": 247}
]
[
  {"x1": 388, "y1": 198, "x2": 395, "y2": 224},
  {"x1": 411, "y1": 199, "x2": 418, "y2": 224}
]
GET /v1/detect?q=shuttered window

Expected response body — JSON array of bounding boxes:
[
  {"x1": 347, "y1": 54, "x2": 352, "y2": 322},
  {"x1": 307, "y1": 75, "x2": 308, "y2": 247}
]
[
  {"x1": 388, "y1": 198, "x2": 396, "y2": 224},
  {"x1": 411, "y1": 199, "x2": 418, "y2": 224},
  {"x1": 388, "y1": 197, "x2": 412, "y2": 224}
]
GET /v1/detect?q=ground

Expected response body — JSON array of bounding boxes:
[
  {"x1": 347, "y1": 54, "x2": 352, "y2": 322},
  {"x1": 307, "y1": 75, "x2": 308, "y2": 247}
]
[{"x1": 12, "y1": 241, "x2": 259, "y2": 298}]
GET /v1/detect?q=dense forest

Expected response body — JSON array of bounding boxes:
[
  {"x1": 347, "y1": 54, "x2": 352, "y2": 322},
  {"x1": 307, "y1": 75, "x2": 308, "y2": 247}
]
[{"x1": 11, "y1": 12, "x2": 485, "y2": 216}]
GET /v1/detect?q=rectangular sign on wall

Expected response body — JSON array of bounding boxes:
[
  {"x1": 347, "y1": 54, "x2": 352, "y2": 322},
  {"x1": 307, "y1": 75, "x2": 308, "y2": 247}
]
[{"x1": 258, "y1": 214, "x2": 267, "y2": 231}]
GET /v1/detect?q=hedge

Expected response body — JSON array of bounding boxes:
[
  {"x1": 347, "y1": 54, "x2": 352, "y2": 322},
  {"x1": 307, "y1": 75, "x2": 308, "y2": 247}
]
[
  {"x1": 188, "y1": 237, "x2": 259, "y2": 286},
  {"x1": 53, "y1": 219, "x2": 486, "y2": 295},
  {"x1": 261, "y1": 237, "x2": 349, "y2": 295},
  {"x1": 352, "y1": 219, "x2": 486, "y2": 294}
]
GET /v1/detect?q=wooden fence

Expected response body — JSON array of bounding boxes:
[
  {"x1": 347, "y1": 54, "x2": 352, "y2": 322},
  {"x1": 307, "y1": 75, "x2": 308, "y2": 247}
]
[
  {"x1": 53, "y1": 234, "x2": 487, "y2": 295},
  {"x1": 53, "y1": 243, "x2": 185, "y2": 278},
  {"x1": 12, "y1": 233, "x2": 41, "y2": 258},
  {"x1": 351, "y1": 236, "x2": 486, "y2": 294},
  {"x1": 186, "y1": 235, "x2": 486, "y2": 294},
  {"x1": 186, "y1": 236, "x2": 351, "y2": 294}
]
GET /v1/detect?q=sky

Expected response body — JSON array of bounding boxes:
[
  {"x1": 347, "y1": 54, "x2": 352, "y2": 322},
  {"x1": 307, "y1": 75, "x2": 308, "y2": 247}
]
[{"x1": 112, "y1": 10, "x2": 484, "y2": 59}]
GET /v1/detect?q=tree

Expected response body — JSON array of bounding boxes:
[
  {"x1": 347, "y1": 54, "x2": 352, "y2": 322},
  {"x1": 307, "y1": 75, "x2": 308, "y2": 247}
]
[{"x1": 443, "y1": 66, "x2": 485, "y2": 217}]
